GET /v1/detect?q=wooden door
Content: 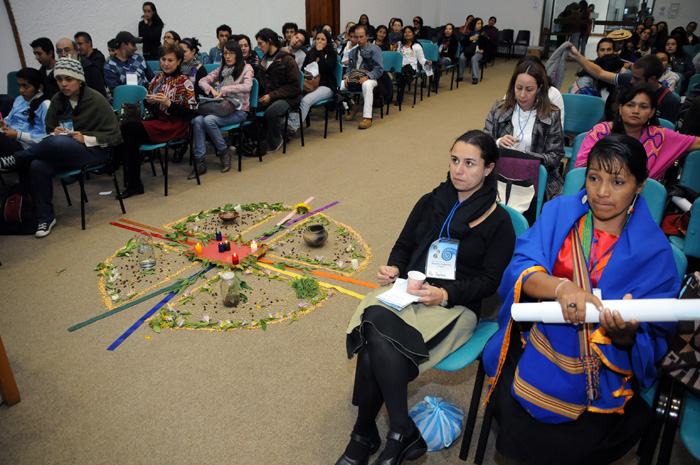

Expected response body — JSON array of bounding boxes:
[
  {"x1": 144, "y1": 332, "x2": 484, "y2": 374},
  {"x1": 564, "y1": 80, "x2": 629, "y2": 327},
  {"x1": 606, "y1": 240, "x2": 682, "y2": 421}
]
[{"x1": 305, "y1": 0, "x2": 340, "y2": 38}]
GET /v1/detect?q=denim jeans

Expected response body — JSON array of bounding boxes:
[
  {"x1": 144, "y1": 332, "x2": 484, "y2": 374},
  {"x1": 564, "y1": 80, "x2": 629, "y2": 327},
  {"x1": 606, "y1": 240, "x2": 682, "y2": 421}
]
[
  {"x1": 13, "y1": 135, "x2": 108, "y2": 223},
  {"x1": 287, "y1": 86, "x2": 334, "y2": 131},
  {"x1": 193, "y1": 110, "x2": 247, "y2": 159}
]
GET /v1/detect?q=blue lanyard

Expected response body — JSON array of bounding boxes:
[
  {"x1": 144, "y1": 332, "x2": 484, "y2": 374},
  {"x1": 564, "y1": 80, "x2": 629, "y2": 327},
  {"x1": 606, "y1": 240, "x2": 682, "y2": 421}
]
[
  {"x1": 438, "y1": 200, "x2": 466, "y2": 241},
  {"x1": 514, "y1": 105, "x2": 532, "y2": 142},
  {"x1": 588, "y1": 235, "x2": 617, "y2": 283}
]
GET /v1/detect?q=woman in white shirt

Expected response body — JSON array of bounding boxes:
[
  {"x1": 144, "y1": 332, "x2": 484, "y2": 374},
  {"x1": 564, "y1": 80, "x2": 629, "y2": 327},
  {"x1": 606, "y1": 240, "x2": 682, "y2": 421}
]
[{"x1": 396, "y1": 26, "x2": 431, "y2": 106}]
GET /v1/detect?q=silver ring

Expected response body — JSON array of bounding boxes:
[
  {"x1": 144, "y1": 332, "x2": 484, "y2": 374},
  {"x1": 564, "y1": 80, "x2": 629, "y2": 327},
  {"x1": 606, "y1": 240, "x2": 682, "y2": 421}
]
[{"x1": 568, "y1": 302, "x2": 577, "y2": 308}]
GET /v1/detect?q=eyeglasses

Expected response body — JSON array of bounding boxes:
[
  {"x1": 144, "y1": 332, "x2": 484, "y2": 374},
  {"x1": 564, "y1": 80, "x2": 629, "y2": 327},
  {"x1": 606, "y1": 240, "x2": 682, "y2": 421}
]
[
  {"x1": 164, "y1": 35, "x2": 174, "y2": 40},
  {"x1": 57, "y1": 47, "x2": 73, "y2": 54}
]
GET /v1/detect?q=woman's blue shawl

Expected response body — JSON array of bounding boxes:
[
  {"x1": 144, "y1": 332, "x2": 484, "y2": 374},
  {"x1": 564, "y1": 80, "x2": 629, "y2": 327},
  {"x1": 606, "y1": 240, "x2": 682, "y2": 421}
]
[{"x1": 483, "y1": 190, "x2": 680, "y2": 423}]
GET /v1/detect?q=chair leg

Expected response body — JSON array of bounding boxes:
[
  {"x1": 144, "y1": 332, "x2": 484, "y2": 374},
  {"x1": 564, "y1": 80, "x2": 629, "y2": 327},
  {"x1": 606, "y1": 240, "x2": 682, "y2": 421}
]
[
  {"x1": 474, "y1": 402, "x2": 494, "y2": 464},
  {"x1": 657, "y1": 381, "x2": 685, "y2": 465},
  {"x1": 413, "y1": 79, "x2": 418, "y2": 107},
  {"x1": 191, "y1": 145, "x2": 200, "y2": 185},
  {"x1": 638, "y1": 377, "x2": 672, "y2": 465},
  {"x1": 163, "y1": 147, "x2": 169, "y2": 196},
  {"x1": 298, "y1": 109, "x2": 304, "y2": 147},
  {"x1": 283, "y1": 111, "x2": 289, "y2": 155},
  {"x1": 149, "y1": 151, "x2": 157, "y2": 176},
  {"x1": 450, "y1": 66, "x2": 455, "y2": 90},
  {"x1": 78, "y1": 174, "x2": 86, "y2": 230},
  {"x1": 237, "y1": 128, "x2": 243, "y2": 172},
  {"x1": 458, "y1": 360, "x2": 487, "y2": 461},
  {"x1": 112, "y1": 170, "x2": 126, "y2": 214},
  {"x1": 61, "y1": 179, "x2": 72, "y2": 207},
  {"x1": 323, "y1": 103, "x2": 329, "y2": 139},
  {"x1": 338, "y1": 106, "x2": 343, "y2": 133}
]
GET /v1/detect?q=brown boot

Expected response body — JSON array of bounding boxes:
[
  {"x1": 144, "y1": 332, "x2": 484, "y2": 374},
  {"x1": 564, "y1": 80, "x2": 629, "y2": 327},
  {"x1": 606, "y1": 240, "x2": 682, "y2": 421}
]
[
  {"x1": 187, "y1": 158, "x2": 207, "y2": 180},
  {"x1": 220, "y1": 147, "x2": 234, "y2": 173},
  {"x1": 358, "y1": 118, "x2": 372, "y2": 129},
  {"x1": 345, "y1": 103, "x2": 359, "y2": 121}
]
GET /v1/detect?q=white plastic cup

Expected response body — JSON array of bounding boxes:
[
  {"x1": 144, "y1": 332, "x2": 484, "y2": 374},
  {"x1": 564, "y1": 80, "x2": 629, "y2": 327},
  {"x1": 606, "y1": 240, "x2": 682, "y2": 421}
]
[{"x1": 406, "y1": 271, "x2": 426, "y2": 294}]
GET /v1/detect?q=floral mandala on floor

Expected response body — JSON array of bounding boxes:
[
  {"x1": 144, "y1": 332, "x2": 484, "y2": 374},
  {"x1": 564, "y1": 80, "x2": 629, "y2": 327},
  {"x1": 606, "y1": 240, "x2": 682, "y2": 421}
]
[{"x1": 95, "y1": 202, "x2": 372, "y2": 333}]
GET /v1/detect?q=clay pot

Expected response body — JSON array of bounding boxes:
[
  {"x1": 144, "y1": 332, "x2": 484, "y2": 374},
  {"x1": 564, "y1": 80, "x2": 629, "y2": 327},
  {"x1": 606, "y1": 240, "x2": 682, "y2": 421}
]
[
  {"x1": 219, "y1": 211, "x2": 239, "y2": 223},
  {"x1": 303, "y1": 224, "x2": 328, "y2": 247}
]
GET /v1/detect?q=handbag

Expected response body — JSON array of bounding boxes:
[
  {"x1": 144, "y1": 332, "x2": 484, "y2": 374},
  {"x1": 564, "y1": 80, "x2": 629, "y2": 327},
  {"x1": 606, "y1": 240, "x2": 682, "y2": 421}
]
[
  {"x1": 303, "y1": 74, "x2": 320, "y2": 94},
  {"x1": 120, "y1": 102, "x2": 142, "y2": 122},
  {"x1": 196, "y1": 97, "x2": 241, "y2": 117},
  {"x1": 409, "y1": 396, "x2": 464, "y2": 451},
  {"x1": 346, "y1": 68, "x2": 369, "y2": 92}
]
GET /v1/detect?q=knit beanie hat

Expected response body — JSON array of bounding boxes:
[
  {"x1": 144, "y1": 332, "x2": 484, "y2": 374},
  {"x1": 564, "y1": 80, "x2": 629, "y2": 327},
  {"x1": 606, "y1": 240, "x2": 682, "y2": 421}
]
[{"x1": 53, "y1": 58, "x2": 85, "y2": 81}]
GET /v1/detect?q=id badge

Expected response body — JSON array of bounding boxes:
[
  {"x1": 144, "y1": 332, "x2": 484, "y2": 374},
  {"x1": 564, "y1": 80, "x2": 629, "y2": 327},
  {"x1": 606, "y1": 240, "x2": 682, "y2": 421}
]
[
  {"x1": 425, "y1": 239, "x2": 458, "y2": 280},
  {"x1": 126, "y1": 72, "x2": 138, "y2": 86}
]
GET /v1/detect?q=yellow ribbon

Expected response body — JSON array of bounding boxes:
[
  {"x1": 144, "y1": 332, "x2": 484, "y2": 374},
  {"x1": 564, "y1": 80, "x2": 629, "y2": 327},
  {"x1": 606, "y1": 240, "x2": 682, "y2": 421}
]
[{"x1": 257, "y1": 263, "x2": 366, "y2": 300}]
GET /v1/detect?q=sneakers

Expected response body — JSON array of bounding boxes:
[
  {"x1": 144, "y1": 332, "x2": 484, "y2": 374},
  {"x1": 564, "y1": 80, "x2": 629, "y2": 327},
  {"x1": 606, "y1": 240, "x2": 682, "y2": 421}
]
[
  {"x1": 35, "y1": 218, "x2": 57, "y2": 238},
  {"x1": 359, "y1": 118, "x2": 372, "y2": 130},
  {"x1": 266, "y1": 139, "x2": 284, "y2": 154},
  {"x1": 345, "y1": 103, "x2": 359, "y2": 121},
  {"x1": 0, "y1": 155, "x2": 16, "y2": 169}
]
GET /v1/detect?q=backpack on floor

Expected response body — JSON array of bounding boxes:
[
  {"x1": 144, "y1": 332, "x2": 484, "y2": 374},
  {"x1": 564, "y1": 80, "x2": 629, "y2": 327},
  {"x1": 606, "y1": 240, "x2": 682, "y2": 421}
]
[{"x1": 0, "y1": 183, "x2": 38, "y2": 235}]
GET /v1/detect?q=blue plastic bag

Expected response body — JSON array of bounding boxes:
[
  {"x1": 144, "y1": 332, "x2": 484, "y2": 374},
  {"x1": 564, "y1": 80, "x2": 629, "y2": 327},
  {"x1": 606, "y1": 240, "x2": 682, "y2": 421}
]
[{"x1": 409, "y1": 396, "x2": 464, "y2": 451}]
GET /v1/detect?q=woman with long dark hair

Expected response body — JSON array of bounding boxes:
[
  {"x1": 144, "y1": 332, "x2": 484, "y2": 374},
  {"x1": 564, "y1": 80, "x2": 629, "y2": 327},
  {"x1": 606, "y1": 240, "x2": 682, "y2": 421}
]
[
  {"x1": 0, "y1": 68, "x2": 50, "y2": 157},
  {"x1": 373, "y1": 25, "x2": 391, "y2": 51},
  {"x1": 664, "y1": 35, "x2": 694, "y2": 94},
  {"x1": 484, "y1": 134, "x2": 680, "y2": 465},
  {"x1": 337, "y1": 130, "x2": 515, "y2": 465},
  {"x1": 574, "y1": 86, "x2": 700, "y2": 179},
  {"x1": 118, "y1": 43, "x2": 196, "y2": 198},
  {"x1": 191, "y1": 41, "x2": 253, "y2": 178},
  {"x1": 396, "y1": 26, "x2": 430, "y2": 105},
  {"x1": 357, "y1": 14, "x2": 376, "y2": 39},
  {"x1": 139, "y1": 2, "x2": 164, "y2": 60},
  {"x1": 287, "y1": 30, "x2": 337, "y2": 136},
  {"x1": 180, "y1": 37, "x2": 207, "y2": 98},
  {"x1": 484, "y1": 60, "x2": 565, "y2": 199},
  {"x1": 458, "y1": 17, "x2": 490, "y2": 84}
]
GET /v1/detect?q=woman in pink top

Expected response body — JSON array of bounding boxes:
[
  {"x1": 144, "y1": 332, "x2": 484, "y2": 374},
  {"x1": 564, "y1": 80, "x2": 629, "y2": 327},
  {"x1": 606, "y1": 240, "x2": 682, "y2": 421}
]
[{"x1": 575, "y1": 87, "x2": 700, "y2": 180}]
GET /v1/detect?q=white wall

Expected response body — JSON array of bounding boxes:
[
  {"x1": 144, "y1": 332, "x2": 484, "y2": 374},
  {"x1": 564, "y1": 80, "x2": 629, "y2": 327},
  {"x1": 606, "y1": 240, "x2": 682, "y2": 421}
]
[
  {"x1": 652, "y1": 0, "x2": 700, "y2": 31},
  {"x1": 0, "y1": 1, "x2": 23, "y2": 94}
]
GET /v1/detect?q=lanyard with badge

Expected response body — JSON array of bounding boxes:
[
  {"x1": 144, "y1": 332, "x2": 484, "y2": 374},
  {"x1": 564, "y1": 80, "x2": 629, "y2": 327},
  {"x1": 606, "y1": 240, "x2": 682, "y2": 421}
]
[{"x1": 425, "y1": 200, "x2": 465, "y2": 280}]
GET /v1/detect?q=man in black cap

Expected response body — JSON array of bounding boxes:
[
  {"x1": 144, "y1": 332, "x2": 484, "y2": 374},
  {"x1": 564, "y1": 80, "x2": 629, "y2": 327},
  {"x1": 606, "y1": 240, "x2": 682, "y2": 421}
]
[{"x1": 104, "y1": 31, "x2": 155, "y2": 94}]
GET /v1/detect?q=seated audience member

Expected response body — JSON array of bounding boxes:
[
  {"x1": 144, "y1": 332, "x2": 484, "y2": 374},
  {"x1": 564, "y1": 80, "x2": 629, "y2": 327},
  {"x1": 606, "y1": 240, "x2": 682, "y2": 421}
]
[
  {"x1": 373, "y1": 25, "x2": 391, "y2": 51},
  {"x1": 458, "y1": 17, "x2": 490, "y2": 85},
  {"x1": 163, "y1": 30, "x2": 180, "y2": 46},
  {"x1": 569, "y1": 48, "x2": 680, "y2": 123},
  {"x1": 574, "y1": 87, "x2": 700, "y2": 180},
  {"x1": 413, "y1": 16, "x2": 431, "y2": 41},
  {"x1": 656, "y1": 51, "x2": 679, "y2": 93},
  {"x1": 434, "y1": 23, "x2": 458, "y2": 88},
  {"x1": 483, "y1": 17, "x2": 499, "y2": 49},
  {"x1": 388, "y1": 18, "x2": 403, "y2": 47},
  {"x1": 670, "y1": 27, "x2": 689, "y2": 45},
  {"x1": 619, "y1": 37, "x2": 640, "y2": 63},
  {"x1": 357, "y1": 14, "x2": 376, "y2": 39},
  {"x1": 234, "y1": 34, "x2": 260, "y2": 72},
  {"x1": 209, "y1": 24, "x2": 232, "y2": 65},
  {"x1": 104, "y1": 31, "x2": 155, "y2": 94},
  {"x1": 321, "y1": 24, "x2": 338, "y2": 51},
  {"x1": 282, "y1": 22, "x2": 298, "y2": 48},
  {"x1": 74, "y1": 32, "x2": 106, "y2": 74},
  {"x1": 687, "y1": 21, "x2": 698, "y2": 45},
  {"x1": 459, "y1": 15, "x2": 475, "y2": 36},
  {"x1": 656, "y1": 21, "x2": 669, "y2": 48},
  {"x1": 340, "y1": 26, "x2": 358, "y2": 65},
  {"x1": 192, "y1": 41, "x2": 253, "y2": 178},
  {"x1": 340, "y1": 24, "x2": 384, "y2": 130},
  {"x1": 107, "y1": 39, "x2": 119, "y2": 59},
  {"x1": 664, "y1": 35, "x2": 694, "y2": 94},
  {"x1": 287, "y1": 30, "x2": 338, "y2": 136},
  {"x1": 636, "y1": 28, "x2": 652, "y2": 56},
  {"x1": 336, "y1": 130, "x2": 515, "y2": 465},
  {"x1": 484, "y1": 60, "x2": 565, "y2": 200},
  {"x1": 180, "y1": 38, "x2": 207, "y2": 98},
  {"x1": 138, "y1": 1, "x2": 163, "y2": 60},
  {"x1": 521, "y1": 55, "x2": 565, "y2": 129},
  {"x1": 0, "y1": 59, "x2": 122, "y2": 238},
  {"x1": 117, "y1": 43, "x2": 196, "y2": 198},
  {"x1": 595, "y1": 37, "x2": 614, "y2": 58},
  {"x1": 572, "y1": 53, "x2": 624, "y2": 99},
  {"x1": 255, "y1": 28, "x2": 301, "y2": 154},
  {"x1": 286, "y1": 30, "x2": 308, "y2": 69},
  {"x1": 337, "y1": 22, "x2": 356, "y2": 50},
  {"x1": 0, "y1": 68, "x2": 50, "y2": 158},
  {"x1": 483, "y1": 134, "x2": 680, "y2": 465},
  {"x1": 55, "y1": 38, "x2": 106, "y2": 96},
  {"x1": 648, "y1": 24, "x2": 659, "y2": 50},
  {"x1": 396, "y1": 26, "x2": 430, "y2": 105},
  {"x1": 30, "y1": 37, "x2": 59, "y2": 98}
]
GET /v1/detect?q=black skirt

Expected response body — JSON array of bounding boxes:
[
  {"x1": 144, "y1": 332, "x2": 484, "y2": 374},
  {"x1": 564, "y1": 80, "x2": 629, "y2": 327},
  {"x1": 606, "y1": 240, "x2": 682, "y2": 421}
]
[{"x1": 491, "y1": 340, "x2": 652, "y2": 465}]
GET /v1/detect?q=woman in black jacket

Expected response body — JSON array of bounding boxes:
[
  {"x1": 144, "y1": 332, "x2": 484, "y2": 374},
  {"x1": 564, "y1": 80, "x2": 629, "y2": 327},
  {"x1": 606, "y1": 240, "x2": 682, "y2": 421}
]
[
  {"x1": 286, "y1": 30, "x2": 337, "y2": 135},
  {"x1": 138, "y1": 2, "x2": 164, "y2": 60}
]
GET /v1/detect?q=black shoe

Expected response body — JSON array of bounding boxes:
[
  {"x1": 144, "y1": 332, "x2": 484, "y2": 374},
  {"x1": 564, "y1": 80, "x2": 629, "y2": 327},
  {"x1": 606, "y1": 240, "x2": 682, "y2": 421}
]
[
  {"x1": 335, "y1": 430, "x2": 381, "y2": 465},
  {"x1": 372, "y1": 426, "x2": 427, "y2": 465},
  {"x1": 472, "y1": 78, "x2": 479, "y2": 84},
  {"x1": 116, "y1": 184, "x2": 144, "y2": 200},
  {"x1": 171, "y1": 145, "x2": 187, "y2": 163},
  {"x1": 456, "y1": 77, "x2": 463, "y2": 83}
]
